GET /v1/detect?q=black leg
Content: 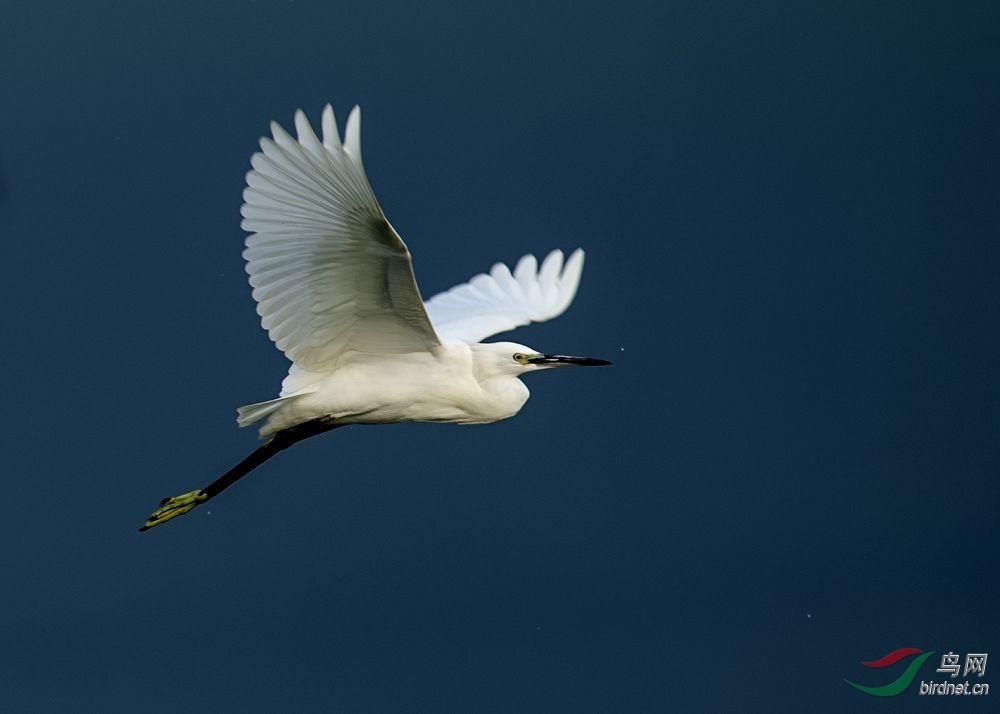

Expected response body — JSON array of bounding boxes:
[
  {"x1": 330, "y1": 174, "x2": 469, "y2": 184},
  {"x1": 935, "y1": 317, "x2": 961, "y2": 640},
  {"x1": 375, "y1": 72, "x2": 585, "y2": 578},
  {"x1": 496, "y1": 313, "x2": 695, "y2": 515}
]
[{"x1": 139, "y1": 419, "x2": 340, "y2": 531}]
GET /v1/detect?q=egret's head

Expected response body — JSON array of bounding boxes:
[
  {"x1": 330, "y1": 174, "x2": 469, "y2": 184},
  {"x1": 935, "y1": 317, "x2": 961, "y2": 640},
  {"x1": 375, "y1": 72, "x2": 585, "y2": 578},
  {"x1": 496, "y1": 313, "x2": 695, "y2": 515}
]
[{"x1": 477, "y1": 341, "x2": 611, "y2": 377}]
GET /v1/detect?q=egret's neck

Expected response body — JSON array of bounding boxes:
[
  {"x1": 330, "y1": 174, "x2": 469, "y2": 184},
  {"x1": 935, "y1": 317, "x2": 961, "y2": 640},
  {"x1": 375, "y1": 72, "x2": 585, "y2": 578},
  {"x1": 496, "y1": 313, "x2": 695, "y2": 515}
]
[
  {"x1": 478, "y1": 375, "x2": 530, "y2": 420},
  {"x1": 467, "y1": 342, "x2": 531, "y2": 421}
]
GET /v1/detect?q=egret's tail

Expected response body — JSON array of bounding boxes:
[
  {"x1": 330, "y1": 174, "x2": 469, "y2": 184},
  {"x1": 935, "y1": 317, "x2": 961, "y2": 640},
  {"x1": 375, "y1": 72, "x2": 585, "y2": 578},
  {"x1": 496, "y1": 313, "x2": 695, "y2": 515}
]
[{"x1": 236, "y1": 395, "x2": 299, "y2": 427}]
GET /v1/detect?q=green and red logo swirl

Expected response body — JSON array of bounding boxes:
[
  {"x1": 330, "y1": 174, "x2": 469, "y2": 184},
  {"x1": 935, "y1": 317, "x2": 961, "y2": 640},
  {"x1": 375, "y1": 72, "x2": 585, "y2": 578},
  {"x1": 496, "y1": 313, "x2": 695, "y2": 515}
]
[{"x1": 845, "y1": 647, "x2": 936, "y2": 696}]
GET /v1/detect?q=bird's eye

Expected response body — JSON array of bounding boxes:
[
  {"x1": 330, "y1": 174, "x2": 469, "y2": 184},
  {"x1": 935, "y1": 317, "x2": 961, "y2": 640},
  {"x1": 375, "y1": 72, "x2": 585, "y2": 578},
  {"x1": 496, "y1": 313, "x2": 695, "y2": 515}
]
[{"x1": 513, "y1": 352, "x2": 528, "y2": 364}]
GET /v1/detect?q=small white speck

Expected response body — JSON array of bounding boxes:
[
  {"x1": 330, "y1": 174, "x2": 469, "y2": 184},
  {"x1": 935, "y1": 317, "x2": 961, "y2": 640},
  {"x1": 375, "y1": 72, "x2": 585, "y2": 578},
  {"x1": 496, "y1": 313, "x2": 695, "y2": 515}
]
[{"x1": 806, "y1": 613, "x2": 812, "y2": 618}]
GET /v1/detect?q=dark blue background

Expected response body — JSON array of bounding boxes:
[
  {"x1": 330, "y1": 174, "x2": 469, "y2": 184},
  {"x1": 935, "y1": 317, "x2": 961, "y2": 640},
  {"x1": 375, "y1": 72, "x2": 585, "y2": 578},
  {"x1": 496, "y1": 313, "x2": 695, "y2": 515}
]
[{"x1": 2, "y1": 2, "x2": 997, "y2": 711}]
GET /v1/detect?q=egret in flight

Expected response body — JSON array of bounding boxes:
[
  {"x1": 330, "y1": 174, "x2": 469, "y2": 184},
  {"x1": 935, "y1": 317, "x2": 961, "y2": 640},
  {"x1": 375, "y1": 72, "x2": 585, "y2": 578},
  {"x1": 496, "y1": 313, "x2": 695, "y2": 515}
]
[{"x1": 140, "y1": 105, "x2": 610, "y2": 531}]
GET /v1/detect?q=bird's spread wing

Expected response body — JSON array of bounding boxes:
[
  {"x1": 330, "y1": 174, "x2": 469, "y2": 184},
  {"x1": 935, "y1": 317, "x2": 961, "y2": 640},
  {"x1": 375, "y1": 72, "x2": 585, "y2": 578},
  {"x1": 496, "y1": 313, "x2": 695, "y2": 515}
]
[
  {"x1": 241, "y1": 105, "x2": 440, "y2": 377},
  {"x1": 424, "y1": 249, "x2": 585, "y2": 343}
]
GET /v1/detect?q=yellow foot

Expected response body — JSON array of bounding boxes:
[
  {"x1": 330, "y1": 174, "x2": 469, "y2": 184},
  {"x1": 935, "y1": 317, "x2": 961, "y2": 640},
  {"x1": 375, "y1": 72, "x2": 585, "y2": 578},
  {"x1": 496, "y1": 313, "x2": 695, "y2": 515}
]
[{"x1": 139, "y1": 489, "x2": 208, "y2": 531}]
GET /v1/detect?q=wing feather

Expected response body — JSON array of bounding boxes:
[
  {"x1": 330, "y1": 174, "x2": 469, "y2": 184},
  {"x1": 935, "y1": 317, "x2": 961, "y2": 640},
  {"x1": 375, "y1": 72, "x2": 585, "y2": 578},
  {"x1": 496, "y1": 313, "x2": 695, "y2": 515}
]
[
  {"x1": 241, "y1": 105, "x2": 440, "y2": 388},
  {"x1": 424, "y1": 248, "x2": 586, "y2": 343}
]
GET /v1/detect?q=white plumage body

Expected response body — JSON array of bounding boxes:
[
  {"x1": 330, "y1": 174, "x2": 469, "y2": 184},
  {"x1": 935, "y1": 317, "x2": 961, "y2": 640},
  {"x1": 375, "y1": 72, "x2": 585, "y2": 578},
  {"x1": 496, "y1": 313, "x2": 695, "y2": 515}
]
[{"x1": 246, "y1": 340, "x2": 531, "y2": 433}]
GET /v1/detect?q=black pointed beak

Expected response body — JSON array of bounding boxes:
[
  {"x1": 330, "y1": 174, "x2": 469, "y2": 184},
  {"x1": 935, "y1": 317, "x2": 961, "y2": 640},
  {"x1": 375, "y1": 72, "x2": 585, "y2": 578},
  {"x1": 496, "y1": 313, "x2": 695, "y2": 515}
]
[{"x1": 528, "y1": 354, "x2": 612, "y2": 367}]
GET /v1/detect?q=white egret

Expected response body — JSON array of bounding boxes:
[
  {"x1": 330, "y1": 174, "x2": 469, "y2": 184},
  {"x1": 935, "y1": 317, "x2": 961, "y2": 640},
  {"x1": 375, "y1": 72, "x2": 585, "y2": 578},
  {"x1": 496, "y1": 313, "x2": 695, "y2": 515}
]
[{"x1": 141, "y1": 105, "x2": 610, "y2": 531}]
